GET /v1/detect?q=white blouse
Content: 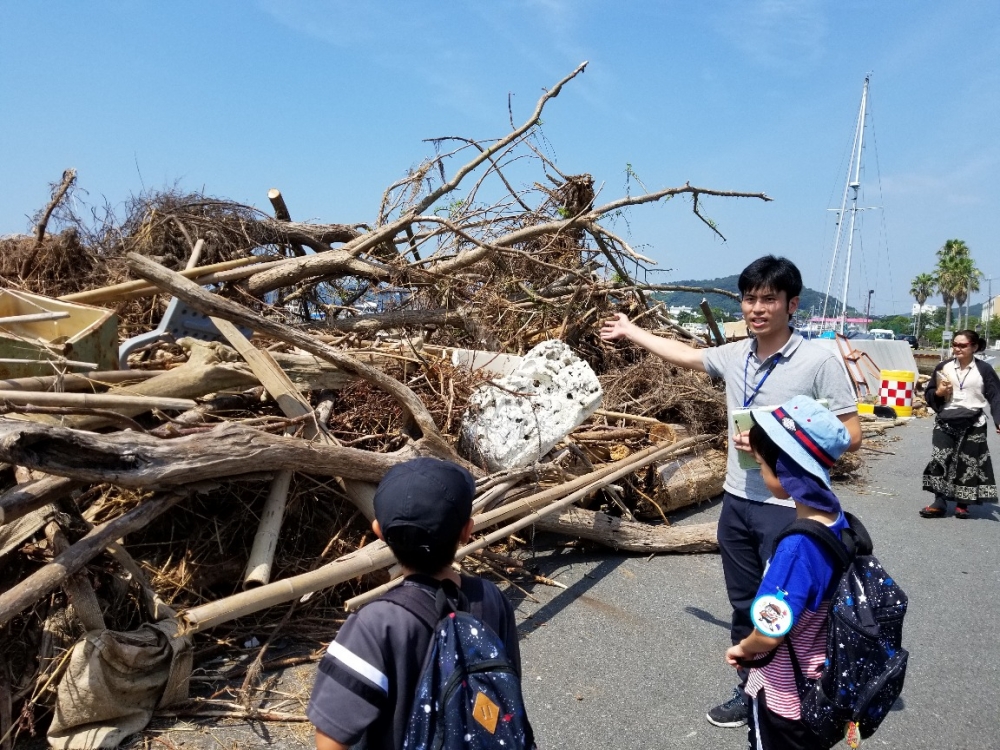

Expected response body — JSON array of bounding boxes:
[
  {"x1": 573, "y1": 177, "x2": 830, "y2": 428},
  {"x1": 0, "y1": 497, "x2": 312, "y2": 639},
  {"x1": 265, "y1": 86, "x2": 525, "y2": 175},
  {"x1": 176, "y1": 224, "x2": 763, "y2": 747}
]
[{"x1": 941, "y1": 359, "x2": 988, "y2": 411}]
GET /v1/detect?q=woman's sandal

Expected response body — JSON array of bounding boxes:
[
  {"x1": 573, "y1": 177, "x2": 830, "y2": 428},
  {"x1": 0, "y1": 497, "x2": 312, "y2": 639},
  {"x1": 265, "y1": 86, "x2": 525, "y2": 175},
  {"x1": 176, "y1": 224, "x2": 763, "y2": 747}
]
[
  {"x1": 955, "y1": 506, "x2": 971, "y2": 519},
  {"x1": 919, "y1": 506, "x2": 946, "y2": 518}
]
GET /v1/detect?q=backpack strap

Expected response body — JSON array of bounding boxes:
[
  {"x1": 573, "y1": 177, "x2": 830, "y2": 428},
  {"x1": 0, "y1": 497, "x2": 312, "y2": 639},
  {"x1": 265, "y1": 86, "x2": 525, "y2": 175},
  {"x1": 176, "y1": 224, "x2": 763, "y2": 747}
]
[
  {"x1": 773, "y1": 512, "x2": 875, "y2": 567},
  {"x1": 378, "y1": 575, "x2": 474, "y2": 632},
  {"x1": 843, "y1": 511, "x2": 873, "y2": 556}
]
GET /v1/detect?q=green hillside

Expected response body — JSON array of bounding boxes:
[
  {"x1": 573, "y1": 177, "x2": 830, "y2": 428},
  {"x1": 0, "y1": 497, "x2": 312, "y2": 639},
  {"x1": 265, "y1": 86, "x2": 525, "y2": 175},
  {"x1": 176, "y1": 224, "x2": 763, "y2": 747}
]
[{"x1": 652, "y1": 274, "x2": 850, "y2": 320}]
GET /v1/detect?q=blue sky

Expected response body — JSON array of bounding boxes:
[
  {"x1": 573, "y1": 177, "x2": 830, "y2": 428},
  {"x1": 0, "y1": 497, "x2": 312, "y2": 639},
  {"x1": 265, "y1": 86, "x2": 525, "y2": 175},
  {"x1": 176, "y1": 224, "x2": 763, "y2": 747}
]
[{"x1": 3, "y1": 1, "x2": 998, "y2": 316}]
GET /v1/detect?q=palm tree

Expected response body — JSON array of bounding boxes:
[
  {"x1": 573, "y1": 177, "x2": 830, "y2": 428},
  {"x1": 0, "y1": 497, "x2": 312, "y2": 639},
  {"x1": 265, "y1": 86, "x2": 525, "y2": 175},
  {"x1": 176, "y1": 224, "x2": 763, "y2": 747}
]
[
  {"x1": 951, "y1": 257, "x2": 981, "y2": 330},
  {"x1": 935, "y1": 256, "x2": 959, "y2": 333},
  {"x1": 935, "y1": 239, "x2": 970, "y2": 333},
  {"x1": 910, "y1": 273, "x2": 935, "y2": 339}
]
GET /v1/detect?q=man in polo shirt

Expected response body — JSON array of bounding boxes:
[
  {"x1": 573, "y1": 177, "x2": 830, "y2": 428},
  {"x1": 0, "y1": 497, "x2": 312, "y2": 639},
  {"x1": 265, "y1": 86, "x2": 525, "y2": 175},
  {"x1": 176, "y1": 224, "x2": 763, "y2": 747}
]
[{"x1": 600, "y1": 255, "x2": 861, "y2": 728}]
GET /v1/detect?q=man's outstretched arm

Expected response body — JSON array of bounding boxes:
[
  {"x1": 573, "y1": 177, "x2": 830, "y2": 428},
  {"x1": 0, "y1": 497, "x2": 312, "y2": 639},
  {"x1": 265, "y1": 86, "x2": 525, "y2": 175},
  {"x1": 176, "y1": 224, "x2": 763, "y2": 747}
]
[{"x1": 600, "y1": 313, "x2": 707, "y2": 372}]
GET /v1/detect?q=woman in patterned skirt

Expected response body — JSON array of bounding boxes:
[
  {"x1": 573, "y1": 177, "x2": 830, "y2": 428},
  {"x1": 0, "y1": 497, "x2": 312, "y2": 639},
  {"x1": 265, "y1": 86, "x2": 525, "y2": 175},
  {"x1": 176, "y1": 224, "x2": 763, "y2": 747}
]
[{"x1": 920, "y1": 329, "x2": 1000, "y2": 518}]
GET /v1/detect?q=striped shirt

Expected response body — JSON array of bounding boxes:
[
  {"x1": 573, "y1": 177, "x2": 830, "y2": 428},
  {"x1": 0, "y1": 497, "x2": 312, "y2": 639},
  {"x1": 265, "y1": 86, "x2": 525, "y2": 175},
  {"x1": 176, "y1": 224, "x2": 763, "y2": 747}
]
[{"x1": 745, "y1": 513, "x2": 847, "y2": 720}]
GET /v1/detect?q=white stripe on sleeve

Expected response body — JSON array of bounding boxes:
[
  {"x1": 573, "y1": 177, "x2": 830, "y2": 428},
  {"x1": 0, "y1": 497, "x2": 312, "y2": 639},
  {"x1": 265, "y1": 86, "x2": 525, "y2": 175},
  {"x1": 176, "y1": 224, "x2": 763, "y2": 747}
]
[{"x1": 327, "y1": 640, "x2": 389, "y2": 694}]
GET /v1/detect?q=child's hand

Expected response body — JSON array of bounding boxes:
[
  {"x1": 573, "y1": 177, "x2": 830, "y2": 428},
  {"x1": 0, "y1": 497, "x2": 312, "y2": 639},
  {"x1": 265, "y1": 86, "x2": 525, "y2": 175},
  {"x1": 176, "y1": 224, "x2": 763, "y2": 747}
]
[
  {"x1": 725, "y1": 644, "x2": 748, "y2": 667},
  {"x1": 732, "y1": 431, "x2": 753, "y2": 454}
]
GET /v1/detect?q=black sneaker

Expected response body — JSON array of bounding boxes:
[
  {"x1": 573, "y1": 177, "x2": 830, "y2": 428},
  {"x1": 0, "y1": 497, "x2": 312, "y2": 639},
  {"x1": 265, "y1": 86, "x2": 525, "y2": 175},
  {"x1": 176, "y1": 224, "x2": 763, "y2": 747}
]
[{"x1": 706, "y1": 687, "x2": 749, "y2": 727}]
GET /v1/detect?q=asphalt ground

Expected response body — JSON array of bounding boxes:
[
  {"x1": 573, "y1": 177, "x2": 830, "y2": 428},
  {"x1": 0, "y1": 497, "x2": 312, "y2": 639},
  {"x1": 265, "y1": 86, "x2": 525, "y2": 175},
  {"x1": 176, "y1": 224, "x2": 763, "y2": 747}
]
[
  {"x1": 516, "y1": 415, "x2": 1000, "y2": 750},
  {"x1": 29, "y1": 414, "x2": 997, "y2": 750}
]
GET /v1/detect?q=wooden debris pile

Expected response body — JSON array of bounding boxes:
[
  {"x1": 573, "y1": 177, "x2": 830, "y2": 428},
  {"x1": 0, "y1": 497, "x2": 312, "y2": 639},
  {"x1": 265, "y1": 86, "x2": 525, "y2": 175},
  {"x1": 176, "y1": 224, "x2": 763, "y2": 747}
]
[{"x1": 0, "y1": 64, "x2": 812, "y2": 746}]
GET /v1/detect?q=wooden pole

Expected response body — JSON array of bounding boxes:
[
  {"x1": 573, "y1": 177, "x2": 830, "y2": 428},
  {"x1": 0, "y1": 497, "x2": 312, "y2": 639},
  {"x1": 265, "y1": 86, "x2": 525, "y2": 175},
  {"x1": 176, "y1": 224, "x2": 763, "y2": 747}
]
[
  {"x1": 0, "y1": 312, "x2": 69, "y2": 325},
  {"x1": 700, "y1": 298, "x2": 726, "y2": 346},
  {"x1": 268, "y1": 189, "x2": 306, "y2": 257},
  {"x1": 185, "y1": 436, "x2": 708, "y2": 630},
  {"x1": 57, "y1": 255, "x2": 278, "y2": 305},
  {"x1": 345, "y1": 435, "x2": 713, "y2": 609},
  {"x1": 0, "y1": 369, "x2": 158, "y2": 393},
  {"x1": 0, "y1": 475, "x2": 79, "y2": 525},
  {"x1": 0, "y1": 390, "x2": 196, "y2": 411}
]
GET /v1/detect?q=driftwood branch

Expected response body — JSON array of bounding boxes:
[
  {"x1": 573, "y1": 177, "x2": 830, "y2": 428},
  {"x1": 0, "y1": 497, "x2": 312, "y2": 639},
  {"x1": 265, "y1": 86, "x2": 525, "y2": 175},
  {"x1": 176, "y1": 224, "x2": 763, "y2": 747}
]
[
  {"x1": 267, "y1": 188, "x2": 307, "y2": 257},
  {"x1": 0, "y1": 475, "x2": 79, "y2": 525},
  {"x1": 309, "y1": 307, "x2": 472, "y2": 335},
  {"x1": 0, "y1": 419, "x2": 410, "y2": 487},
  {"x1": 58, "y1": 255, "x2": 277, "y2": 305},
  {"x1": 534, "y1": 509, "x2": 717, "y2": 552},
  {"x1": 0, "y1": 489, "x2": 192, "y2": 628},
  {"x1": 32, "y1": 169, "x2": 76, "y2": 242},
  {"x1": 20, "y1": 169, "x2": 77, "y2": 279},
  {"x1": 0, "y1": 391, "x2": 195, "y2": 411},
  {"x1": 125, "y1": 253, "x2": 450, "y2": 451}
]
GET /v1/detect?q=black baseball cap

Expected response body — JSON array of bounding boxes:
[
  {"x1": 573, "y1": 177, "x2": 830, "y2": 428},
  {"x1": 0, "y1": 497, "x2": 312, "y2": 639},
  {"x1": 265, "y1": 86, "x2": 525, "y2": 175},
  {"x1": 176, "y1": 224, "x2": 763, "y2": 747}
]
[{"x1": 373, "y1": 458, "x2": 476, "y2": 551}]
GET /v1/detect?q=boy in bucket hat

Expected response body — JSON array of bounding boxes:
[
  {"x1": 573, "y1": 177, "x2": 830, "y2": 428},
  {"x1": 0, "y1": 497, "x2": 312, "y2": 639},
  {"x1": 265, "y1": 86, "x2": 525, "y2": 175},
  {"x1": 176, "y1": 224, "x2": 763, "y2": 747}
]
[
  {"x1": 308, "y1": 458, "x2": 524, "y2": 750},
  {"x1": 723, "y1": 395, "x2": 852, "y2": 749}
]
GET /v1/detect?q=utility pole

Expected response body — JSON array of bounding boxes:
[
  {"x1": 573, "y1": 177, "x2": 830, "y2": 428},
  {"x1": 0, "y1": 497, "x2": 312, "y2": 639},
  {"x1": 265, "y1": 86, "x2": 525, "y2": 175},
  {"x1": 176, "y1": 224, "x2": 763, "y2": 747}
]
[
  {"x1": 865, "y1": 289, "x2": 874, "y2": 331},
  {"x1": 986, "y1": 276, "x2": 994, "y2": 350}
]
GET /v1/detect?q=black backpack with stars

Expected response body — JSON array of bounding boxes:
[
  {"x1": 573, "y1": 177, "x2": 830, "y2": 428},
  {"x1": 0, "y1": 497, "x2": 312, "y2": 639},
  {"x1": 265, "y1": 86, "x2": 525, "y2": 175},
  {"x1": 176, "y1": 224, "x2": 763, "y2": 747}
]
[
  {"x1": 774, "y1": 512, "x2": 908, "y2": 748},
  {"x1": 382, "y1": 576, "x2": 535, "y2": 750}
]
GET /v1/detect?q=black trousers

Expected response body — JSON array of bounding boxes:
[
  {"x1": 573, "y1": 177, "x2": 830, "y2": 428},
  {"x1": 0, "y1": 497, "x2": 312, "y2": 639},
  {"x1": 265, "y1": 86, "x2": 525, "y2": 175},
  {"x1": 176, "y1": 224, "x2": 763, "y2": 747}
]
[
  {"x1": 748, "y1": 690, "x2": 828, "y2": 750},
  {"x1": 717, "y1": 492, "x2": 796, "y2": 690}
]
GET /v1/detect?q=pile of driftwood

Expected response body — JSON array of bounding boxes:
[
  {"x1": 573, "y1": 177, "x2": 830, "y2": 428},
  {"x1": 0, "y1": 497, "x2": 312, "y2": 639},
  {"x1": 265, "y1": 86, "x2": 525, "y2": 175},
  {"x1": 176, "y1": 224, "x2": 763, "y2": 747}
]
[{"x1": 0, "y1": 63, "x2": 813, "y2": 748}]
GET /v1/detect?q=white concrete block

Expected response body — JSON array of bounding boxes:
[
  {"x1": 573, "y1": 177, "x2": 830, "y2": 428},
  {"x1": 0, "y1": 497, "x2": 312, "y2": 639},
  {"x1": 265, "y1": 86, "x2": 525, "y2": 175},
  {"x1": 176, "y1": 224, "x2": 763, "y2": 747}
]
[{"x1": 458, "y1": 339, "x2": 603, "y2": 471}]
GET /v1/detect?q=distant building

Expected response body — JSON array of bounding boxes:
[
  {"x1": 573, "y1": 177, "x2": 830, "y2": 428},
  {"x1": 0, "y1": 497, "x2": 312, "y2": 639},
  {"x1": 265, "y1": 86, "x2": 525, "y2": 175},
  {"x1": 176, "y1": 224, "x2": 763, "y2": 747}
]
[
  {"x1": 682, "y1": 322, "x2": 709, "y2": 336},
  {"x1": 912, "y1": 303, "x2": 938, "y2": 315},
  {"x1": 723, "y1": 320, "x2": 749, "y2": 340},
  {"x1": 668, "y1": 305, "x2": 696, "y2": 318},
  {"x1": 983, "y1": 294, "x2": 1000, "y2": 323}
]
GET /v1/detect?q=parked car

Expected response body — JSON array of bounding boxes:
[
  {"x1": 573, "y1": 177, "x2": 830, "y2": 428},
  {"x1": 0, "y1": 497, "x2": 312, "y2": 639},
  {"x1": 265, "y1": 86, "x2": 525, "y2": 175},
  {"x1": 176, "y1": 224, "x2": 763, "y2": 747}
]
[{"x1": 895, "y1": 334, "x2": 918, "y2": 348}]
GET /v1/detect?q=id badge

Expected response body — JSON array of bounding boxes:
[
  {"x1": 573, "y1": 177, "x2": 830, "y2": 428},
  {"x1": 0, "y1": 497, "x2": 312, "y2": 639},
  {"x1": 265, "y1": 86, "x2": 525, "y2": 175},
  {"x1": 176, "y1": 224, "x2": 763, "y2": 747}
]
[{"x1": 751, "y1": 590, "x2": 793, "y2": 636}]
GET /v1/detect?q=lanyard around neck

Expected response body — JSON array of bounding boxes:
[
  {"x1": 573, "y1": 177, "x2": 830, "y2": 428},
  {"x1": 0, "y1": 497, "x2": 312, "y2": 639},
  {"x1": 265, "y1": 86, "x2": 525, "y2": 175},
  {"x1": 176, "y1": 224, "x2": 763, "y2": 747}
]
[
  {"x1": 743, "y1": 351, "x2": 780, "y2": 408},
  {"x1": 954, "y1": 359, "x2": 974, "y2": 391}
]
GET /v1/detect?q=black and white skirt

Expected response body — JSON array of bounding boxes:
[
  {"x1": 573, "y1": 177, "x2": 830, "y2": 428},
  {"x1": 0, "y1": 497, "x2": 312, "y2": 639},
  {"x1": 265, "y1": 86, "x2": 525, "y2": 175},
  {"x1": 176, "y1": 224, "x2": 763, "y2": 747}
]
[{"x1": 922, "y1": 415, "x2": 998, "y2": 504}]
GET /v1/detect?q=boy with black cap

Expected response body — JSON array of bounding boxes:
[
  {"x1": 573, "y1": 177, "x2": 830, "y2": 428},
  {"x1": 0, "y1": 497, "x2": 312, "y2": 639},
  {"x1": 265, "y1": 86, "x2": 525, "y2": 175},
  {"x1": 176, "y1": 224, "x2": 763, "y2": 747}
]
[
  {"x1": 308, "y1": 457, "x2": 523, "y2": 750},
  {"x1": 723, "y1": 395, "x2": 853, "y2": 749}
]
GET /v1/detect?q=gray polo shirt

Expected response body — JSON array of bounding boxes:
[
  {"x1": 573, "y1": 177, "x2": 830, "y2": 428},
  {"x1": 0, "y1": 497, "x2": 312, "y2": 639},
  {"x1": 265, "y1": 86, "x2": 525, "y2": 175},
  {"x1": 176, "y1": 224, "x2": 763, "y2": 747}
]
[{"x1": 702, "y1": 330, "x2": 857, "y2": 505}]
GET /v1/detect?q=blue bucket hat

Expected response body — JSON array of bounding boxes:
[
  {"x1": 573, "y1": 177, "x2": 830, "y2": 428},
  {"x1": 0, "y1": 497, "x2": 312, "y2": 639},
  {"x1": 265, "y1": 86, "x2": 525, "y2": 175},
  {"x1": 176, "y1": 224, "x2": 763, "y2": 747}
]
[{"x1": 750, "y1": 395, "x2": 850, "y2": 489}]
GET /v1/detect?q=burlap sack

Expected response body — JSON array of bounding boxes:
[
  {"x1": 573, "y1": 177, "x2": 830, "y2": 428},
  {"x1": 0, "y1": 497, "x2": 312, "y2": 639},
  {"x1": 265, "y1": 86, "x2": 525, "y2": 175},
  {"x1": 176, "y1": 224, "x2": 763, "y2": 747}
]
[{"x1": 47, "y1": 620, "x2": 191, "y2": 749}]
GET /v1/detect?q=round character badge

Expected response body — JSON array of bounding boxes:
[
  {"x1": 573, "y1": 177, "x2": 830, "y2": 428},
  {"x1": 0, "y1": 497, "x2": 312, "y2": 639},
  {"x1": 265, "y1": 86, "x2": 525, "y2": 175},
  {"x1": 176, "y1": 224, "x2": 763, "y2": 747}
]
[{"x1": 751, "y1": 590, "x2": 793, "y2": 636}]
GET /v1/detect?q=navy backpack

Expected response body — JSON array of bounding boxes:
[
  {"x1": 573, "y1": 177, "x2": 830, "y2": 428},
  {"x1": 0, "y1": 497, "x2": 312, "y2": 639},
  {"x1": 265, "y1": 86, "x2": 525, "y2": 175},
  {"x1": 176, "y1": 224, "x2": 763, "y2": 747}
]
[
  {"x1": 382, "y1": 577, "x2": 535, "y2": 750},
  {"x1": 774, "y1": 513, "x2": 908, "y2": 748}
]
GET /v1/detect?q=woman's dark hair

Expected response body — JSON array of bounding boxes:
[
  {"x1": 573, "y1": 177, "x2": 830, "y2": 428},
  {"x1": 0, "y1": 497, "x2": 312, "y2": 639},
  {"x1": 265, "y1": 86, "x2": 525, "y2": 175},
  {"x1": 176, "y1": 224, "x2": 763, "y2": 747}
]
[
  {"x1": 748, "y1": 423, "x2": 785, "y2": 475},
  {"x1": 738, "y1": 256, "x2": 803, "y2": 300},
  {"x1": 953, "y1": 329, "x2": 986, "y2": 353}
]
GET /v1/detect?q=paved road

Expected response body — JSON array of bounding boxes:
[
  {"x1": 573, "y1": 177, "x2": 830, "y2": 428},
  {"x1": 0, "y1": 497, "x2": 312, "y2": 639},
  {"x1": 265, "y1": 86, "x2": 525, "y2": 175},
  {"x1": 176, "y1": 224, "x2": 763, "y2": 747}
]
[
  {"x1": 65, "y1": 415, "x2": 998, "y2": 750},
  {"x1": 516, "y1": 416, "x2": 1000, "y2": 750}
]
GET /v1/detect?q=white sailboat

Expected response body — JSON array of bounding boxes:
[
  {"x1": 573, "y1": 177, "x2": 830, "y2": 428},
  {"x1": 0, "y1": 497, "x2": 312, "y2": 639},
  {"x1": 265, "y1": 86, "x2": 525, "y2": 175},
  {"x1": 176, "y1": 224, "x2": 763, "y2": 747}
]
[{"x1": 819, "y1": 75, "x2": 880, "y2": 335}]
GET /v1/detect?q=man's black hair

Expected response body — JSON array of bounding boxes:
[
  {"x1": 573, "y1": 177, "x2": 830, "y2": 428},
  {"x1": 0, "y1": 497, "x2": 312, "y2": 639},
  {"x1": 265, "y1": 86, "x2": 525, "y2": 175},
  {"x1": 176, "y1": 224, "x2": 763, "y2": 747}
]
[
  {"x1": 383, "y1": 526, "x2": 463, "y2": 575},
  {"x1": 738, "y1": 255, "x2": 803, "y2": 300},
  {"x1": 748, "y1": 423, "x2": 784, "y2": 476}
]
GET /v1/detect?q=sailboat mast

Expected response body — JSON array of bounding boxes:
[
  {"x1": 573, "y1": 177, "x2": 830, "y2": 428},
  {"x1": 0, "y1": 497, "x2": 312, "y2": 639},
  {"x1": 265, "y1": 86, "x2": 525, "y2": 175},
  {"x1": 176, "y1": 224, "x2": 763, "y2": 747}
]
[
  {"x1": 820, "y1": 76, "x2": 870, "y2": 332},
  {"x1": 837, "y1": 75, "x2": 870, "y2": 334}
]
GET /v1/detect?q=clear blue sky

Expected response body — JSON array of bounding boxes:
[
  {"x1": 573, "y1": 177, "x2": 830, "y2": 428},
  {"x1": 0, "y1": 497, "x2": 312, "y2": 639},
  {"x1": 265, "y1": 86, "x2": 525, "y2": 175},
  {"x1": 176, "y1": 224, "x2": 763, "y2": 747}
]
[{"x1": 3, "y1": 2, "x2": 998, "y2": 316}]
